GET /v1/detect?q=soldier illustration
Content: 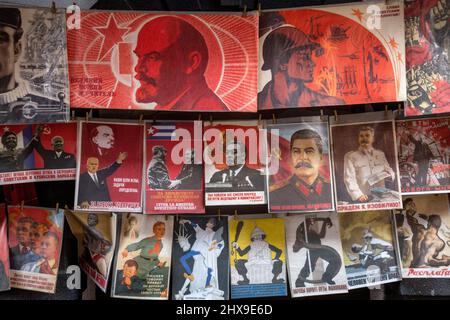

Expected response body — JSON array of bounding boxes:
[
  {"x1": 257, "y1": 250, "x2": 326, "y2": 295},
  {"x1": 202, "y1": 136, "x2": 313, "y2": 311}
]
[
  {"x1": 0, "y1": 8, "x2": 67, "y2": 123},
  {"x1": 259, "y1": 26, "x2": 344, "y2": 109}
]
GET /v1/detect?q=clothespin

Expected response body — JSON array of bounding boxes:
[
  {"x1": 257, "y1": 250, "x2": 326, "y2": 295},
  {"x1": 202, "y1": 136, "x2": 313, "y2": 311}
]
[
  {"x1": 320, "y1": 109, "x2": 324, "y2": 121},
  {"x1": 165, "y1": 214, "x2": 168, "y2": 221},
  {"x1": 217, "y1": 208, "x2": 221, "y2": 219},
  {"x1": 334, "y1": 110, "x2": 338, "y2": 122},
  {"x1": 51, "y1": 1, "x2": 57, "y2": 14},
  {"x1": 198, "y1": 114, "x2": 202, "y2": 121},
  {"x1": 242, "y1": 4, "x2": 247, "y2": 17},
  {"x1": 397, "y1": 103, "x2": 402, "y2": 113},
  {"x1": 209, "y1": 115, "x2": 213, "y2": 126},
  {"x1": 258, "y1": 2, "x2": 262, "y2": 15},
  {"x1": 384, "y1": 105, "x2": 388, "y2": 116},
  {"x1": 176, "y1": 213, "x2": 179, "y2": 222},
  {"x1": 85, "y1": 111, "x2": 89, "y2": 122},
  {"x1": 20, "y1": 200, "x2": 24, "y2": 214},
  {"x1": 71, "y1": 110, "x2": 75, "y2": 121},
  {"x1": 272, "y1": 113, "x2": 276, "y2": 124},
  {"x1": 257, "y1": 114, "x2": 262, "y2": 126},
  {"x1": 139, "y1": 114, "x2": 144, "y2": 124},
  {"x1": 234, "y1": 209, "x2": 238, "y2": 220}
]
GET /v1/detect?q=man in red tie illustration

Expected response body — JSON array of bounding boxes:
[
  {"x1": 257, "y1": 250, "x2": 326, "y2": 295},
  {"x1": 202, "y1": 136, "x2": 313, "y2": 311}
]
[{"x1": 121, "y1": 221, "x2": 166, "y2": 279}]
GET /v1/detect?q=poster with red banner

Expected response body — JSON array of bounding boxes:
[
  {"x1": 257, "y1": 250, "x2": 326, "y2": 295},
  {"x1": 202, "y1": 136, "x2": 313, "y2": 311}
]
[
  {"x1": 0, "y1": 122, "x2": 77, "y2": 185},
  {"x1": 0, "y1": 204, "x2": 9, "y2": 292},
  {"x1": 266, "y1": 120, "x2": 334, "y2": 213},
  {"x1": 67, "y1": 12, "x2": 258, "y2": 112},
  {"x1": 204, "y1": 120, "x2": 266, "y2": 206},
  {"x1": 404, "y1": 0, "x2": 450, "y2": 116},
  {"x1": 145, "y1": 121, "x2": 204, "y2": 214},
  {"x1": 74, "y1": 121, "x2": 144, "y2": 212},
  {"x1": 258, "y1": 1, "x2": 406, "y2": 110},
  {"x1": 8, "y1": 205, "x2": 64, "y2": 293},
  {"x1": 396, "y1": 117, "x2": 450, "y2": 194}
]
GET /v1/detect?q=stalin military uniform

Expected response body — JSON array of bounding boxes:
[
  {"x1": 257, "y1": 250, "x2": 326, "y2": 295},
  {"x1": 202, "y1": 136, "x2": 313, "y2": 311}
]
[
  {"x1": 343, "y1": 147, "x2": 395, "y2": 201},
  {"x1": 125, "y1": 236, "x2": 163, "y2": 279},
  {"x1": 270, "y1": 175, "x2": 332, "y2": 209}
]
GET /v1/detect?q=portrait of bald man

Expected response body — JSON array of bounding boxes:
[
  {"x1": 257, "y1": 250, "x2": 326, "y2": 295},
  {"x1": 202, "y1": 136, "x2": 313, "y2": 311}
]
[
  {"x1": 77, "y1": 152, "x2": 127, "y2": 209},
  {"x1": 134, "y1": 16, "x2": 227, "y2": 111}
]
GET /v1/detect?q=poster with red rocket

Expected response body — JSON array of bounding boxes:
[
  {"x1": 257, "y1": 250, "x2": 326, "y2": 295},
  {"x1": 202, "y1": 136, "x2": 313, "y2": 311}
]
[
  {"x1": 67, "y1": 12, "x2": 258, "y2": 112},
  {"x1": 258, "y1": 1, "x2": 406, "y2": 110}
]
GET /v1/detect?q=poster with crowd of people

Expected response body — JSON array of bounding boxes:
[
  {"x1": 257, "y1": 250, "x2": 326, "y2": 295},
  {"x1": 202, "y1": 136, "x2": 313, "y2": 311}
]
[
  {"x1": 404, "y1": 0, "x2": 450, "y2": 116},
  {"x1": 0, "y1": 123, "x2": 77, "y2": 185},
  {"x1": 339, "y1": 210, "x2": 401, "y2": 289},
  {"x1": 396, "y1": 117, "x2": 449, "y2": 194},
  {"x1": 74, "y1": 121, "x2": 144, "y2": 212},
  {"x1": 145, "y1": 121, "x2": 204, "y2": 214},
  {"x1": 330, "y1": 112, "x2": 402, "y2": 212},
  {"x1": 8, "y1": 205, "x2": 64, "y2": 293},
  {"x1": 0, "y1": 205, "x2": 9, "y2": 292},
  {"x1": 0, "y1": 7, "x2": 69, "y2": 124},
  {"x1": 285, "y1": 212, "x2": 347, "y2": 297},
  {"x1": 204, "y1": 120, "x2": 266, "y2": 206},
  {"x1": 267, "y1": 119, "x2": 334, "y2": 213},
  {"x1": 394, "y1": 194, "x2": 450, "y2": 278},
  {"x1": 65, "y1": 211, "x2": 117, "y2": 292},
  {"x1": 229, "y1": 216, "x2": 287, "y2": 299},
  {"x1": 258, "y1": 1, "x2": 406, "y2": 110},
  {"x1": 112, "y1": 214, "x2": 173, "y2": 300},
  {"x1": 67, "y1": 12, "x2": 258, "y2": 112},
  {"x1": 172, "y1": 216, "x2": 229, "y2": 300}
]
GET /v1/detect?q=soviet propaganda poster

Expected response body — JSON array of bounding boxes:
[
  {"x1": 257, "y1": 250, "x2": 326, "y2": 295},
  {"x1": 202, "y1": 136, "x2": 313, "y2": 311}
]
[
  {"x1": 67, "y1": 12, "x2": 258, "y2": 112},
  {"x1": 259, "y1": 1, "x2": 406, "y2": 110}
]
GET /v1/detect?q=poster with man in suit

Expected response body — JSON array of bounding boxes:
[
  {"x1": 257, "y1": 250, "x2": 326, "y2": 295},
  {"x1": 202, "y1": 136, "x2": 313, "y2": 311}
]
[
  {"x1": 75, "y1": 121, "x2": 144, "y2": 212},
  {"x1": 204, "y1": 120, "x2": 266, "y2": 206}
]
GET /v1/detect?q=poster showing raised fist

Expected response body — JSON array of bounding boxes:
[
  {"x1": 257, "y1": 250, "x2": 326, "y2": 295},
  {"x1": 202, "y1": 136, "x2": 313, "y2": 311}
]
[
  {"x1": 67, "y1": 12, "x2": 258, "y2": 112},
  {"x1": 74, "y1": 121, "x2": 144, "y2": 212},
  {"x1": 0, "y1": 7, "x2": 69, "y2": 124},
  {"x1": 396, "y1": 117, "x2": 450, "y2": 194},
  {"x1": 0, "y1": 122, "x2": 77, "y2": 185},
  {"x1": 259, "y1": 1, "x2": 406, "y2": 110}
]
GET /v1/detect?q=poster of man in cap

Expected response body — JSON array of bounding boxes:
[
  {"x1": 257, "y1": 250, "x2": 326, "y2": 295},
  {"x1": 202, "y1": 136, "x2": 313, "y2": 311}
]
[
  {"x1": 0, "y1": 7, "x2": 69, "y2": 123},
  {"x1": 0, "y1": 122, "x2": 77, "y2": 185},
  {"x1": 258, "y1": 2, "x2": 406, "y2": 110},
  {"x1": 74, "y1": 121, "x2": 144, "y2": 212},
  {"x1": 67, "y1": 12, "x2": 258, "y2": 112},
  {"x1": 144, "y1": 121, "x2": 204, "y2": 214}
]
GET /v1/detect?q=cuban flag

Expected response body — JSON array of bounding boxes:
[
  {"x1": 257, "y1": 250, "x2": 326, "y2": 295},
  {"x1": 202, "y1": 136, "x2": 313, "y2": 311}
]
[{"x1": 147, "y1": 123, "x2": 177, "y2": 141}]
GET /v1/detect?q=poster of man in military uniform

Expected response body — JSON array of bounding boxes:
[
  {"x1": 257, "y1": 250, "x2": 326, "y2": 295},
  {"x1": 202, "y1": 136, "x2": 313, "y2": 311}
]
[
  {"x1": 267, "y1": 120, "x2": 334, "y2": 213},
  {"x1": 0, "y1": 7, "x2": 69, "y2": 124},
  {"x1": 75, "y1": 121, "x2": 144, "y2": 212},
  {"x1": 112, "y1": 214, "x2": 173, "y2": 300},
  {"x1": 145, "y1": 121, "x2": 204, "y2": 214},
  {"x1": 0, "y1": 122, "x2": 77, "y2": 185},
  {"x1": 396, "y1": 117, "x2": 450, "y2": 194},
  {"x1": 229, "y1": 216, "x2": 287, "y2": 299},
  {"x1": 330, "y1": 112, "x2": 402, "y2": 212},
  {"x1": 65, "y1": 210, "x2": 116, "y2": 292}
]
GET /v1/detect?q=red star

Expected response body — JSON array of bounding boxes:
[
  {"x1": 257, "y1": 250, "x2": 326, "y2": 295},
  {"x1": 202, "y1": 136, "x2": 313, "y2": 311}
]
[
  {"x1": 147, "y1": 127, "x2": 156, "y2": 136},
  {"x1": 94, "y1": 15, "x2": 129, "y2": 61},
  {"x1": 352, "y1": 8, "x2": 364, "y2": 22},
  {"x1": 389, "y1": 37, "x2": 398, "y2": 49}
]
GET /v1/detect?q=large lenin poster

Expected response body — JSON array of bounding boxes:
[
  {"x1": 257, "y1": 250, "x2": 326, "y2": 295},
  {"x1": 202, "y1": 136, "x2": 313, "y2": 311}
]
[
  {"x1": 258, "y1": 1, "x2": 406, "y2": 110},
  {"x1": 67, "y1": 12, "x2": 258, "y2": 112}
]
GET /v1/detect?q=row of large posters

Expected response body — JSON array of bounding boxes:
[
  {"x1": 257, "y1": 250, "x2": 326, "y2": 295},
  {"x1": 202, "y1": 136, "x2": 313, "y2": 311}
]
[
  {"x1": 1, "y1": 1, "x2": 448, "y2": 123},
  {"x1": 1, "y1": 195, "x2": 449, "y2": 298},
  {"x1": 0, "y1": 114, "x2": 448, "y2": 213}
]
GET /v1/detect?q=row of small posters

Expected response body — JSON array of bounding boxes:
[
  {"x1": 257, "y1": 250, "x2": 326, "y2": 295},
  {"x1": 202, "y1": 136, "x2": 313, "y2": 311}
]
[
  {"x1": 0, "y1": 113, "x2": 448, "y2": 213},
  {"x1": 1, "y1": 0, "x2": 449, "y2": 125},
  {"x1": 1, "y1": 194, "x2": 449, "y2": 298}
]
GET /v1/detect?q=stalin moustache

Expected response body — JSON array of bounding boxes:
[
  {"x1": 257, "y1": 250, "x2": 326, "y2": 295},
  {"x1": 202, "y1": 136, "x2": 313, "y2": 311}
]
[{"x1": 295, "y1": 161, "x2": 313, "y2": 169}]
